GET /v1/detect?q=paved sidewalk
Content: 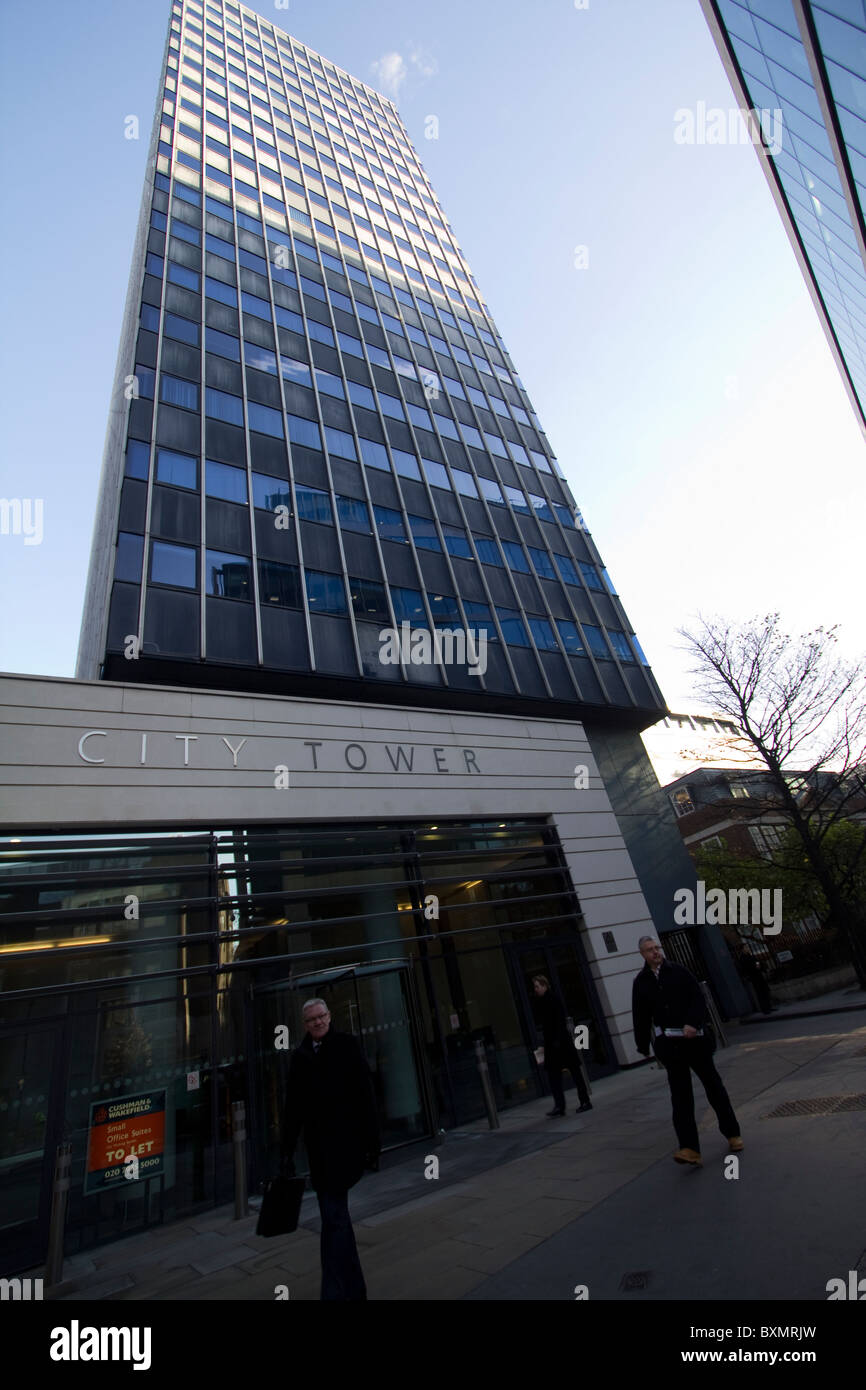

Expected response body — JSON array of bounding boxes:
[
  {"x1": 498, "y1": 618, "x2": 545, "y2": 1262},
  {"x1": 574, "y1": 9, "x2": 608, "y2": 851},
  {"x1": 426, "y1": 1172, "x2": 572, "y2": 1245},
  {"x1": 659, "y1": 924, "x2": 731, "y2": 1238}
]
[
  {"x1": 736, "y1": 982, "x2": 865, "y2": 1026},
  {"x1": 43, "y1": 1010, "x2": 866, "y2": 1302}
]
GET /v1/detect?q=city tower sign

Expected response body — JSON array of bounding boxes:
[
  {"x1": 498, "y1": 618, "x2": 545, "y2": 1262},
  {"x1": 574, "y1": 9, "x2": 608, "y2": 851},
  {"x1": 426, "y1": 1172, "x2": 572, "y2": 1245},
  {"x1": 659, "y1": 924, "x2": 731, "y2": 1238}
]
[{"x1": 76, "y1": 730, "x2": 482, "y2": 775}]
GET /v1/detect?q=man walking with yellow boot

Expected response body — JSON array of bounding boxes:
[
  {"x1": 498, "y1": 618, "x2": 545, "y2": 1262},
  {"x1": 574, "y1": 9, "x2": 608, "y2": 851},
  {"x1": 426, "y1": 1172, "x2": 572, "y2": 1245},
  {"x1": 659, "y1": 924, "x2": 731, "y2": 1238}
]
[{"x1": 632, "y1": 936, "x2": 743, "y2": 1166}]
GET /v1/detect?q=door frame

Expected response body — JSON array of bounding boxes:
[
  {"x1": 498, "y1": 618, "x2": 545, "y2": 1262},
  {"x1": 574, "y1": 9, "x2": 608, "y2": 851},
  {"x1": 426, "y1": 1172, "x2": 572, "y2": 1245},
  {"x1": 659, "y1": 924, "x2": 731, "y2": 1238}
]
[
  {"x1": 244, "y1": 958, "x2": 437, "y2": 1192},
  {"x1": 506, "y1": 938, "x2": 618, "y2": 1084},
  {"x1": 0, "y1": 1015, "x2": 68, "y2": 1275}
]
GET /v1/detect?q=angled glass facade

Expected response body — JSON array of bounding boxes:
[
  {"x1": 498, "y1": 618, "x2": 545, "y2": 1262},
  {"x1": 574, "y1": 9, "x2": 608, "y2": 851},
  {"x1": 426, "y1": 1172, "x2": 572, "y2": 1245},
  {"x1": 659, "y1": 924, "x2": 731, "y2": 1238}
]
[
  {"x1": 703, "y1": 0, "x2": 866, "y2": 433},
  {"x1": 77, "y1": 0, "x2": 664, "y2": 725}
]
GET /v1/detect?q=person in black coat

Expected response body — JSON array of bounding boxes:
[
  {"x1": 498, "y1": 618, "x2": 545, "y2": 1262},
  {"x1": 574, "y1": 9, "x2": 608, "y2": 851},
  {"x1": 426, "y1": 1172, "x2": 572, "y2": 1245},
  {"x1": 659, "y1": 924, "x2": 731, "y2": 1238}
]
[
  {"x1": 632, "y1": 936, "x2": 742, "y2": 1166},
  {"x1": 736, "y1": 948, "x2": 773, "y2": 1014},
  {"x1": 280, "y1": 998, "x2": 380, "y2": 1300},
  {"x1": 533, "y1": 975, "x2": 592, "y2": 1117}
]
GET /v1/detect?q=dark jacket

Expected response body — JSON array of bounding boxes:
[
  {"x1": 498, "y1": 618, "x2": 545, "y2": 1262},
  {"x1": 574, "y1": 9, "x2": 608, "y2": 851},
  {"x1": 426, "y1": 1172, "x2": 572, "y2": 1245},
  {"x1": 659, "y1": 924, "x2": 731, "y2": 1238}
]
[
  {"x1": 280, "y1": 1027, "x2": 380, "y2": 1193},
  {"x1": 631, "y1": 960, "x2": 708, "y2": 1056},
  {"x1": 738, "y1": 954, "x2": 765, "y2": 984},
  {"x1": 536, "y1": 989, "x2": 572, "y2": 1059}
]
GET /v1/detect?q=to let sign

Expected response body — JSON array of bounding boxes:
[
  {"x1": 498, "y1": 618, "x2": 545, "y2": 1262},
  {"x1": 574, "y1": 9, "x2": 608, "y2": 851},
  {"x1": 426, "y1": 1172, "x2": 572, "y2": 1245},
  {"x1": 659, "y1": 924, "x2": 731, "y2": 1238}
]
[{"x1": 84, "y1": 1090, "x2": 166, "y2": 1194}]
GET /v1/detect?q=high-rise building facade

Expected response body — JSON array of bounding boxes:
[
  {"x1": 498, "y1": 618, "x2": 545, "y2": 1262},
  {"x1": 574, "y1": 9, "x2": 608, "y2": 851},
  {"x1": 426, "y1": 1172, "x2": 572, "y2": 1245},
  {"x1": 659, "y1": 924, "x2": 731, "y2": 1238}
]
[
  {"x1": 701, "y1": 0, "x2": 866, "y2": 436},
  {"x1": 0, "y1": 0, "x2": 748, "y2": 1276},
  {"x1": 77, "y1": 0, "x2": 664, "y2": 724}
]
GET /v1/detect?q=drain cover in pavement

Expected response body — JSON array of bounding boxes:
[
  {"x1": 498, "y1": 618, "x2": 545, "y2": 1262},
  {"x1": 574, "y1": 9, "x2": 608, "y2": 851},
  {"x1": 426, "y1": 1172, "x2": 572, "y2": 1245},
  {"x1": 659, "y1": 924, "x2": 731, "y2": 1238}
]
[
  {"x1": 619, "y1": 1271, "x2": 651, "y2": 1292},
  {"x1": 763, "y1": 1094, "x2": 866, "y2": 1118}
]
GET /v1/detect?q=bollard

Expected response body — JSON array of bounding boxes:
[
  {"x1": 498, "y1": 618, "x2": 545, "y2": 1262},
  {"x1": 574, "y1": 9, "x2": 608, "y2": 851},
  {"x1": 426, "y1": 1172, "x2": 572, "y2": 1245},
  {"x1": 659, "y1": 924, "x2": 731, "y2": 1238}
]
[
  {"x1": 567, "y1": 1016, "x2": 592, "y2": 1098},
  {"x1": 45, "y1": 1142, "x2": 72, "y2": 1289},
  {"x1": 231, "y1": 1100, "x2": 249, "y2": 1219},
  {"x1": 474, "y1": 1039, "x2": 500, "y2": 1130},
  {"x1": 700, "y1": 981, "x2": 728, "y2": 1049}
]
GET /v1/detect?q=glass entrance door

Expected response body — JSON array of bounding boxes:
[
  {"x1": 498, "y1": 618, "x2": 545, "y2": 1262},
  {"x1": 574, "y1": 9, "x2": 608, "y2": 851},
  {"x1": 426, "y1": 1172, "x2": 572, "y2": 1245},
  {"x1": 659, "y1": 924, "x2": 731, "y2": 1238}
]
[
  {"x1": 0, "y1": 1020, "x2": 64, "y2": 1275},
  {"x1": 246, "y1": 961, "x2": 435, "y2": 1189}
]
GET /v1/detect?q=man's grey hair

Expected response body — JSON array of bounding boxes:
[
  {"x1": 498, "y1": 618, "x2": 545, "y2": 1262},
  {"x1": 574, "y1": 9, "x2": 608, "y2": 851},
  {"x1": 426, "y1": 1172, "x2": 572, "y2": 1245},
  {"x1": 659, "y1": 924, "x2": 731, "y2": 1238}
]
[
  {"x1": 638, "y1": 935, "x2": 659, "y2": 948},
  {"x1": 301, "y1": 997, "x2": 329, "y2": 1016}
]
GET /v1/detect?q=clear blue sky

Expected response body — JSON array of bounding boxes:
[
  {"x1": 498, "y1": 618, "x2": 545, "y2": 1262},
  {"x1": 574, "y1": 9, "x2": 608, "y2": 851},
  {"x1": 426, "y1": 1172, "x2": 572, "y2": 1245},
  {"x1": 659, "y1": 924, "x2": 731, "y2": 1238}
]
[{"x1": 1, "y1": 0, "x2": 863, "y2": 708}]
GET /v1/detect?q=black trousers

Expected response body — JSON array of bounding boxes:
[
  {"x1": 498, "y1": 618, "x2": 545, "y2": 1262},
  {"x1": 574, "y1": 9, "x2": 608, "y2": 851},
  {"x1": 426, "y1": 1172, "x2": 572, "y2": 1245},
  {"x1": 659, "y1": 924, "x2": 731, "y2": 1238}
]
[
  {"x1": 545, "y1": 1044, "x2": 590, "y2": 1110},
  {"x1": 653, "y1": 1034, "x2": 739, "y2": 1152},
  {"x1": 317, "y1": 1189, "x2": 366, "y2": 1301}
]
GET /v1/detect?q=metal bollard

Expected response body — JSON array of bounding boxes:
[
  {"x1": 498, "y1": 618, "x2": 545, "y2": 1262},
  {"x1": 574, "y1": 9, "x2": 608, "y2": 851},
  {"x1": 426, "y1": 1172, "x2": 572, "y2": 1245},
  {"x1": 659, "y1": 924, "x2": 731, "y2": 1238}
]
[
  {"x1": 700, "y1": 981, "x2": 728, "y2": 1048},
  {"x1": 231, "y1": 1100, "x2": 249, "y2": 1219},
  {"x1": 45, "y1": 1142, "x2": 72, "y2": 1289},
  {"x1": 567, "y1": 1016, "x2": 592, "y2": 1097},
  {"x1": 474, "y1": 1039, "x2": 500, "y2": 1130}
]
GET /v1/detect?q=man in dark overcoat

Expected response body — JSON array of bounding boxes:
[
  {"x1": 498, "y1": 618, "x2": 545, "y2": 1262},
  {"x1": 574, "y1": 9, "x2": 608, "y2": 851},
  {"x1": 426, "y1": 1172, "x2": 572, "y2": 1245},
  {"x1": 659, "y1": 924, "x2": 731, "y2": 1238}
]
[
  {"x1": 281, "y1": 997, "x2": 380, "y2": 1300},
  {"x1": 632, "y1": 935, "x2": 743, "y2": 1166},
  {"x1": 533, "y1": 974, "x2": 592, "y2": 1117}
]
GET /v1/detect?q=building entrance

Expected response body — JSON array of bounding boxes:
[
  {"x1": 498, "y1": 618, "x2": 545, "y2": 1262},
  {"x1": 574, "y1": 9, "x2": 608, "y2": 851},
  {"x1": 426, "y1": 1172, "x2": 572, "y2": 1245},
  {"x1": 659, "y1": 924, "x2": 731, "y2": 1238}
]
[
  {"x1": 507, "y1": 939, "x2": 616, "y2": 1090},
  {"x1": 246, "y1": 960, "x2": 436, "y2": 1189}
]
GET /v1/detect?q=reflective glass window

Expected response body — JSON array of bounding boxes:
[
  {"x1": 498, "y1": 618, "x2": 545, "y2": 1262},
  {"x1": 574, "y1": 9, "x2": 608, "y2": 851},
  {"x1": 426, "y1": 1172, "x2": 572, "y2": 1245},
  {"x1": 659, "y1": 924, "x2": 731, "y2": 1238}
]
[
  {"x1": 156, "y1": 447, "x2": 198, "y2": 488},
  {"x1": 374, "y1": 504, "x2": 406, "y2": 542},
  {"x1": 206, "y1": 458, "x2": 247, "y2": 502},
  {"x1": 502, "y1": 540, "x2": 530, "y2": 573},
  {"x1": 296, "y1": 485, "x2": 333, "y2": 524},
  {"x1": 151, "y1": 539, "x2": 197, "y2": 588},
  {"x1": 463, "y1": 600, "x2": 498, "y2": 640},
  {"x1": 258, "y1": 558, "x2": 301, "y2": 607},
  {"x1": 350, "y1": 576, "x2": 389, "y2": 620},
  {"x1": 528, "y1": 616, "x2": 558, "y2": 651},
  {"x1": 556, "y1": 618, "x2": 585, "y2": 655},
  {"x1": 207, "y1": 327, "x2": 241, "y2": 359},
  {"x1": 206, "y1": 386, "x2": 243, "y2": 423},
  {"x1": 251, "y1": 472, "x2": 290, "y2": 510},
  {"x1": 408, "y1": 514, "x2": 441, "y2": 551},
  {"x1": 554, "y1": 553, "x2": 580, "y2": 585},
  {"x1": 391, "y1": 448, "x2": 421, "y2": 480},
  {"x1": 324, "y1": 425, "x2": 357, "y2": 459},
  {"x1": 287, "y1": 413, "x2": 322, "y2": 449},
  {"x1": 528, "y1": 547, "x2": 556, "y2": 581},
  {"x1": 474, "y1": 536, "x2": 502, "y2": 566},
  {"x1": 583, "y1": 624, "x2": 610, "y2": 659},
  {"x1": 496, "y1": 606, "x2": 529, "y2": 646},
  {"x1": 608, "y1": 629, "x2": 635, "y2": 663},
  {"x1": 115, "y1": 531, "x2": 144, "y2": 583},
  {"x1": 336, "y1": 494, "x2": 371, "y2": 533},
  {"x1": 478, "y1": 476, "x2": 504, "y2": 504},
  {"x1": 390, "y1": 586, "x2": 426, "y2": 623},
  {"x1": 205, "y1": 548, "x2": 251, "y2": 599},
  {"x1": 359, "y1": 437, "x2": 390, "y2": 471},
  {"x1": 125, "y1": 439, "x2": 150, "y2": 479},
  {"x1": 305, "y1": 568, "x2": 347, "y2": 613},
  {"x1": 452, "y1": 468, "x2": 477, "y2": 497}
]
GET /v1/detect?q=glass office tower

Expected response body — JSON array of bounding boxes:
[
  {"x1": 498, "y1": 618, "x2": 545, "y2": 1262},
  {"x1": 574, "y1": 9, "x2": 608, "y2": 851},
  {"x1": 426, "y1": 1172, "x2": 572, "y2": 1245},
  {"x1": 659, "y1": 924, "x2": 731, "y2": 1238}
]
[
  {"x1": 4, "y1": 2, "x2": 743, "y2": 1275},
  {"x1": 701, "y1": 0, "x2": 866, "y2": 436},
  {"x1": 77, "y1": 0, "x2": 665, "y2": 725}
]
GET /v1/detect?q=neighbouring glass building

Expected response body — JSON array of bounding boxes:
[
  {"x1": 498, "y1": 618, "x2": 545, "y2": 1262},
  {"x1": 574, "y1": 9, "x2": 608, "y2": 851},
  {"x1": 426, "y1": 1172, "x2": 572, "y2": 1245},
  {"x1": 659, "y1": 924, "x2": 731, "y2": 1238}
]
[
  {"x1": 0, "y1": 0, "x2": 747, "y2": 1277},
  {"x1": 701, "y1": 0, "x2": 866, "y2": 435}
]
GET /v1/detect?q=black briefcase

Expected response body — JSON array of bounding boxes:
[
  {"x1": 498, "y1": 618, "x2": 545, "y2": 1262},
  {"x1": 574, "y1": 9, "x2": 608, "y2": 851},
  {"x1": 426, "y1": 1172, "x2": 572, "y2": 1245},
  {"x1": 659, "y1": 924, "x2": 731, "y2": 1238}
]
[{"x1": 256, "y1": 1175, "x2": 306, "y2": 1237}]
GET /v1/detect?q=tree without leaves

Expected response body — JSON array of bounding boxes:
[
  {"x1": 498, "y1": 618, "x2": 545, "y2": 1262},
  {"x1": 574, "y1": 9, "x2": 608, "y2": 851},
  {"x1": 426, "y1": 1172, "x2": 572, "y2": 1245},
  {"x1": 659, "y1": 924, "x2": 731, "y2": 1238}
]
[{"x1": 678, "y1": 613, "x2": 866, "y2": 986}]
